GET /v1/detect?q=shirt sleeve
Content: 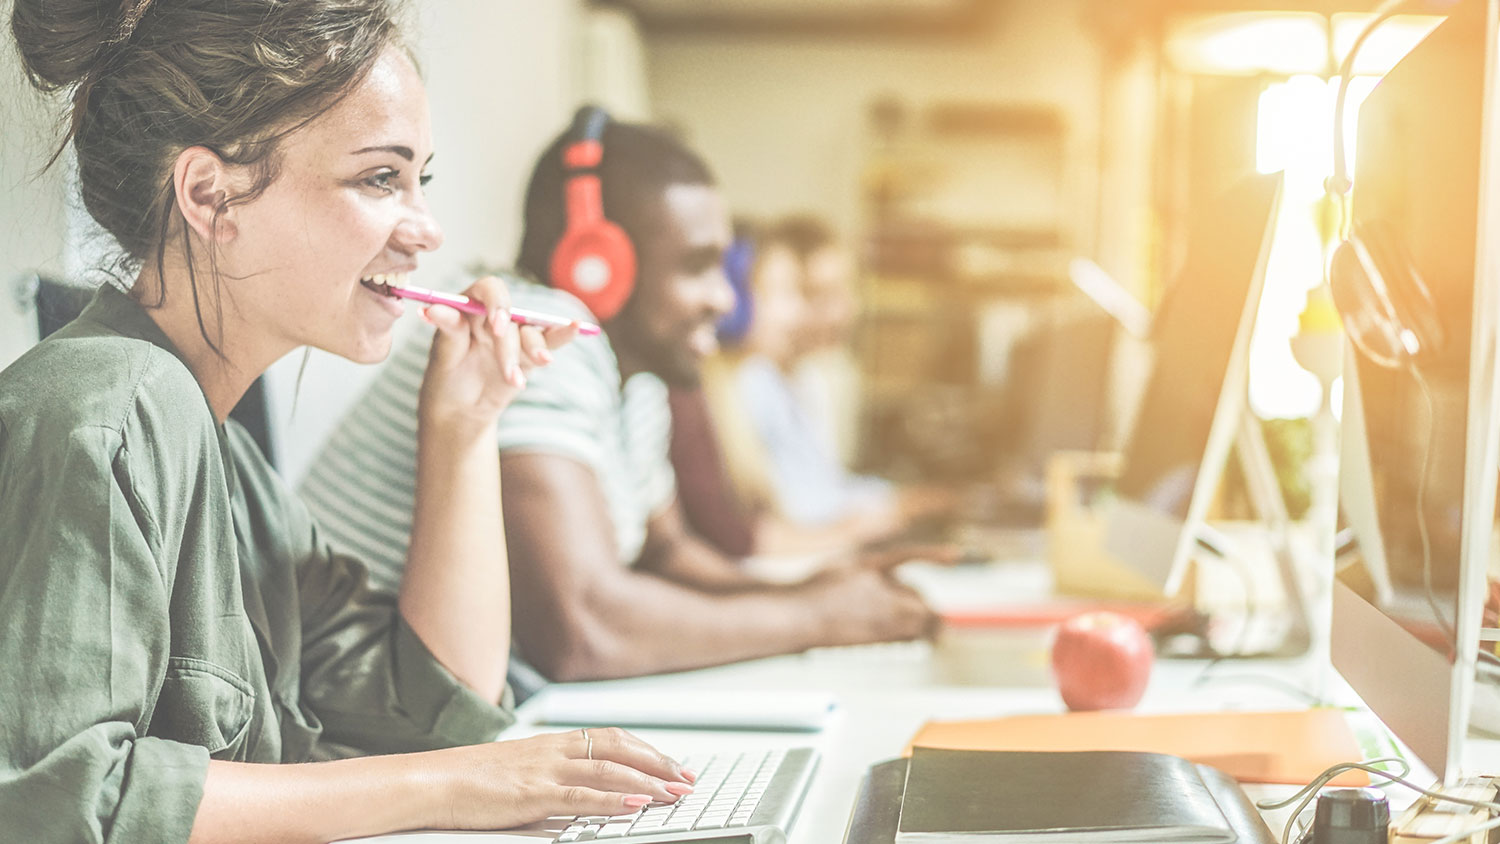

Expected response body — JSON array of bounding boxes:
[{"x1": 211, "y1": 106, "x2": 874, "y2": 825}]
[
  {"x1": 294, "y1": 535, "x2": 517, "y2": 757},
  {"x1": 494, "y1": 291, "x2": 615, "y2": 468},
  {"x1": 0, "y1": 424, "x2": 209, "y2": 844},
  {"x1": 264, "y1": 467, "x2": 516, "y2": 755}
]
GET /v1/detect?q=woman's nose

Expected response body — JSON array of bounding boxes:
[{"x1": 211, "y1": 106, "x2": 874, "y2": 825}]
[{"x1": 396, "y1": 198, "x2": 445, "y2": 254}]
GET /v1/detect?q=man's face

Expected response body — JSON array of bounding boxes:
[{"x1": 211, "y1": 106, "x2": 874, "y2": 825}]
[{"x1": 607, "y1": 183, "x2": 734, "y2": 387}]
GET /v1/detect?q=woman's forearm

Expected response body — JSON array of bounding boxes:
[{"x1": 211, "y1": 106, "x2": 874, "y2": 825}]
[
  {"x1": 400, "y1": 419, "x2": 510, "y2": 703},
  {"x1": 188, "y1": 755, "x2": 441, "y2": 844},
  {"x1": 188, "y1": 730, "x2": 695, "y2": 843}
]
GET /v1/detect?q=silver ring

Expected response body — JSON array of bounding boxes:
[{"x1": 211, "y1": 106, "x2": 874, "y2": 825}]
[{"x1": 582, "y1": 728, "x2": 593, "y2": 761}]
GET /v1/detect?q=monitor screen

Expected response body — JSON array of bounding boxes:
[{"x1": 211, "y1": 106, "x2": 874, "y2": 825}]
[
  {"x1": 1333, "y1": 3, "x2": 1499, "y2": 782},
  {"x1": 1114, "y1": 173, "x2": 1283, "y2": 522},
  {"x1": 1101, "y1": 172, "x2": 1282, "y2": 595}
]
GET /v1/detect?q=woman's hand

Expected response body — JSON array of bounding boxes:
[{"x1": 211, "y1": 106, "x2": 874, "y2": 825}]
[
  {"x1": 431, "y1": 728, "x2": 697, "y2": 830},
  {"x1": 418, "y1": 276, "x2": 578, "y2": 434}
]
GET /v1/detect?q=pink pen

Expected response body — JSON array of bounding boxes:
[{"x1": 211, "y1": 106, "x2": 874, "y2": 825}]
[{"x1": 378, "y1": 282, "x2": 602, "y2": 336}]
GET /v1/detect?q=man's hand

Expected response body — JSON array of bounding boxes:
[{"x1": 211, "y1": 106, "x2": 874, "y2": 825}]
[
  {"x1": 848, "y1": 542, "x2": 963, "y2": 573},
  {"x1": 798, "y1": 567, "x2": 939, "y2": 646}
]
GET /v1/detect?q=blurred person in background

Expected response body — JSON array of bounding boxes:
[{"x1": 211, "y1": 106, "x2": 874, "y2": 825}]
[{"x1": 714, "y1": 216, "x2": 960, "y2": 550}]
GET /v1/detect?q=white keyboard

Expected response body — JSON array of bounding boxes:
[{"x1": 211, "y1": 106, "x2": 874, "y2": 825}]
[{"x1": 553, "y1": 748, "x2": 817, "y2": 843}]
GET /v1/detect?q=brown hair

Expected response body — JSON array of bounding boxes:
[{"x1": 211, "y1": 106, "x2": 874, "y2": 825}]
[
  {"x1": 766, "y1": 214, "x2": 837, "y2": 265},
  {"x1": 11, "y1": 0, "x2": 405, "y2": 354}
]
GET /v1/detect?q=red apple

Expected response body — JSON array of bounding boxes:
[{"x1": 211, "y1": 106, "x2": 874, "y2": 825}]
[{"x1": 1050, "y1": 611, "x2": 1155, "y2": 711}]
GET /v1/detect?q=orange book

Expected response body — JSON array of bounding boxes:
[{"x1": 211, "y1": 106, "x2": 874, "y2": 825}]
[{"x1": 907, "y1": 708, "x2": 1369, "y2": 786}]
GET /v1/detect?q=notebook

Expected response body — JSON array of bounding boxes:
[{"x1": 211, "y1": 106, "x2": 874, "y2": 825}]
[
  {"x1": 844, "y1": 756, "x2": 1275, "y2": 844},
  {"x1": 895, "y1": 748, "x2": 1237, "y2": 843},
  {"x1": 906, "y1": 708, "x2": 1368, "y2": 786}
]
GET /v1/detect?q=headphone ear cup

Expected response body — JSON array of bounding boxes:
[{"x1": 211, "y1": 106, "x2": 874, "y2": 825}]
[
  {"x1": 1330, "y1": 220, "x2": 1446, "y2": 370},
  {"x1": 1330, "y1": 236, "x2": 1417, "y2": 369},
  {"x1": 1360, "y1": 220, "x2": 1444, "y2": 360},
  {"x1": 549, "y1": 165, "x2": 637, "y2": 321},
  {"x1": 550, "y1": 222, "x2": 636, "y2": 322}
]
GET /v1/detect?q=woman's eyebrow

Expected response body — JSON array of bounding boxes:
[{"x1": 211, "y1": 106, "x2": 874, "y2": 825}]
[
  {"x1": 352, "y1": 144, "x2": 414, "y2": 160},
  {"x1": 349, "y1": 146, "x2": 437, "y2": 168}
]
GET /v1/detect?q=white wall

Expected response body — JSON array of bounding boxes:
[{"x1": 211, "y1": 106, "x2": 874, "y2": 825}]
[
  {"x1": 268, "y1": 0, "x2": 591, "y2": 480},
  {"x1": 0, "y1": 10, "x2": 68, "y2": 368},
  {"x1": 1, "y1": 0, "x2": 641, "y2": 480},
  {"x1": 641, "y1": 2, "x2": 1107, "y2": 252}
]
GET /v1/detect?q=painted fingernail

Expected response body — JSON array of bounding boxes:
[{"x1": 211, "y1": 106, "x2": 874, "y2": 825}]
[
  {"x1": 623, "y1": 794, "x2": 652, "y2": 809},
  {"x1": 679, "y1": 768, "x2": 698, "y2": 783},
  {"x1": 664, "y1": 782, "x2": 693, "y2": 797},
  {"x1": 508, "y1": 364, "x2": 526, "y2": 387},
  {"x1": 538, "y1": 348, "x2": 553, "y2": 364}
]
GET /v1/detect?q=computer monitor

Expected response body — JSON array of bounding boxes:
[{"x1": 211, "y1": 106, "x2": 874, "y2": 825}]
[
  {"x1": 996, "y1": 303, "x2": 1118, "y2": 509},
  {"x1": 1333, "y1": 2, "x2": 1500, "y2": 783},
  {"x1": 1101, "y1": 172, "x2": 1284, "y2": 598}
]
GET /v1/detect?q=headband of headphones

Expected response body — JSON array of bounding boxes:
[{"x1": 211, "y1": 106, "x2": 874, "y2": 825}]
[{"x1": 549, "y1": 106, "x2": 638, "y2": 322}]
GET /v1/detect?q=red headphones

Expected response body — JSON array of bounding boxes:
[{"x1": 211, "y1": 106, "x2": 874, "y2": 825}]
[{"x1": 549, "y1": 106, "x2": 637, "y2": 322}]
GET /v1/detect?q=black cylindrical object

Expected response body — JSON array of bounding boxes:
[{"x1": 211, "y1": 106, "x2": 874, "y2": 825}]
[{"x1": 1312, "y1": 788, "x2": 1390, "y2": 844}]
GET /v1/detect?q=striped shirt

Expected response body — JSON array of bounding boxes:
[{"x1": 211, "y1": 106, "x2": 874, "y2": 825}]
[{"x1": 298, "y1": 278, "x2": 676, "y2": 595}]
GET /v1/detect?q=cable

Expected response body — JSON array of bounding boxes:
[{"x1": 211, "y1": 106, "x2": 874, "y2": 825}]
[
  {"x1": 1257, "y1": 757, "x2": 1500, "y2": 844},
  {"x1": 1258, "y1": 758, "x2": 1407, "y2": 844},
  {"x1": 1329, "y1": 0, "x2": 1410, "y2": 231},
  {"x1": 1405, "y1": 362, "x2": 1456, "y2": 644}
]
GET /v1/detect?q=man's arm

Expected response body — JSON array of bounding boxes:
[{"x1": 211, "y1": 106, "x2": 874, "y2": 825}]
[
  {"x1": 500, "y1": 453, "x2": 934, "y2": 681},
  {"x1": 634, "y1": 499, "x2": 769, "y2": 592}
]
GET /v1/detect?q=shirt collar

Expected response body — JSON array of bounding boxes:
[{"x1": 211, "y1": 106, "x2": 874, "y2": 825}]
[{"x1": 78, "y1": 283, "x2": 195, "y2": 369}]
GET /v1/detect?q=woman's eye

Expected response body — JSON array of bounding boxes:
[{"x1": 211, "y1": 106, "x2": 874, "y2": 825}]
[
  {"x1": 419, "y1": 172, "x2": 434, "y2": 188},
  {"x1": 364, "y1": 169, "x2": 399, "y2": 192}
]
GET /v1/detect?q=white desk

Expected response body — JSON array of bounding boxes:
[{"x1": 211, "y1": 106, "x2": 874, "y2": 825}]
[{"x1": 350, "y1": 618, "x2": 1341, "y2": 843}]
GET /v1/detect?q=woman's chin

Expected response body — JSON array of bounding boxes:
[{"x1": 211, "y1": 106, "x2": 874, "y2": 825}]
[{"x1": 338, "y1": 331, "x2": 395, "y2": 365}]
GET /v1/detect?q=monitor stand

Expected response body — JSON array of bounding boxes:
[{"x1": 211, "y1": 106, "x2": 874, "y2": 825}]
[{"x1": 1176, "y1": 408, "x2": 1316, "y2": 660}]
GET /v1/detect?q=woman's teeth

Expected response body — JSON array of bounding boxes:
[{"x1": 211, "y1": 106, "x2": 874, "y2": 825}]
[{"x1": 360, "y1": 272, "x2": 410, "y2": 293}]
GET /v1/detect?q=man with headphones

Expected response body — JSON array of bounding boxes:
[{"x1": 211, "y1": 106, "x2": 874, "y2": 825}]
[{"x1": 300, "y1": 108, "x2": 936, "y2": 683}]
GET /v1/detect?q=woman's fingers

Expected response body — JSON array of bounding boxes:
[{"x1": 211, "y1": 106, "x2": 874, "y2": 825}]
[
  {"x1": 551, "y1": 786, "x2": 658, "y2": 818},
  {"x1": 581, "y1": 727, "x2": 695, "y2": 784},
  {"x1": 560, "y1": 759, "x2": 692, "y2": 805},
  {"x1": 518, "y1": 324, "x2": 552, "y2": 369},
  {"x1": 464, "y1": 275, "x2": 513, "y2": 315},
  {"x1": 422, "y1": 303, "x2": 468, "y2": 338},
  {"x1": 543, "y1": 322, "x2": 581, "y2": 351},
  {"x1": 457, "y1": 277, "x2": 524, "y2": 387},
  {"x1": 493, "y1": 315, "x2": 524, "y2": 387}
]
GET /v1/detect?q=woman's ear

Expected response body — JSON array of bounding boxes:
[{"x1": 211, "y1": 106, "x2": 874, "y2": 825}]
[{"x1": 172, "y1": 146, "x2": 240, "y2": 244}]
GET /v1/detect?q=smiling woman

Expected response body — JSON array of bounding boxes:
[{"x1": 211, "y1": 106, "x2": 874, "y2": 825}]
[{"x1": 0, "y1": 1, "x2": 690, "y2": 842}]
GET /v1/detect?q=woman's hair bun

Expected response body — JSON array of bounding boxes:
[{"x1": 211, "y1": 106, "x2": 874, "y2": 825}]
[{"x1": 11, "y1": 0, "x2": 132, "y2": 90}]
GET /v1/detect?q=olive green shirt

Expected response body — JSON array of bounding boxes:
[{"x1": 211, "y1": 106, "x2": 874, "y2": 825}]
[{"x1": 0, "y1": 286, "x2": 514, "y2": 843}]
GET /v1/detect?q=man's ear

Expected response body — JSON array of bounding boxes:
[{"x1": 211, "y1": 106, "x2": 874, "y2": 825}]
[{"x1": 172, "y1": 146, "x2": 240, "y2": 244}]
